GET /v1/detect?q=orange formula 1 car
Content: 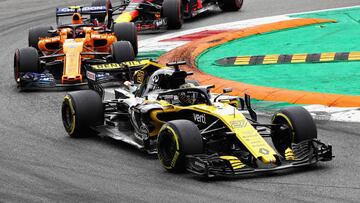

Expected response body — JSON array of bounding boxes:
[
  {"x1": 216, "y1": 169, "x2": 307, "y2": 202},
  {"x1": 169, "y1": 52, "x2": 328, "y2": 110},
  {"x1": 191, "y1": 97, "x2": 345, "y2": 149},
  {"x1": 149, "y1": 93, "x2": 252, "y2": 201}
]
[{"x1": 14, "y1": 6, "x2": 138, "y2": 90}]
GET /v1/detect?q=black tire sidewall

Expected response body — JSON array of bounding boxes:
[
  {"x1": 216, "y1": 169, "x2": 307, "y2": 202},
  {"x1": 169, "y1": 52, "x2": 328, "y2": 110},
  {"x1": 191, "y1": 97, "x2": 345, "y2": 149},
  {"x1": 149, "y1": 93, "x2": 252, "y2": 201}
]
[
  {"x1": 219, "y1": 0, "x2": 243, "y2": 11},
  {"x1": 113, "y1": 22, "x2": 138, "y2": 56},
  {"x1": 62, "y1": 90, "x2": 104, "y2": 137},
  {"x1": 163, "y1": 0, "x2": 183, "y2": 29},
  {"x1": 157, "y1": 120, "x2": 203, "y2": 171},
  {"x1": 111, "y1": 41, "x2": 135, "y2": 63},
  {"x1": 271, "y1": 106, "x2": 317, "y2": 154},
  {"x1": 14, "y1": 47, "x2": 40, "y2": 82},
  {"x1": 28, "y1": 26, "x2": 54, "y2": 49}
]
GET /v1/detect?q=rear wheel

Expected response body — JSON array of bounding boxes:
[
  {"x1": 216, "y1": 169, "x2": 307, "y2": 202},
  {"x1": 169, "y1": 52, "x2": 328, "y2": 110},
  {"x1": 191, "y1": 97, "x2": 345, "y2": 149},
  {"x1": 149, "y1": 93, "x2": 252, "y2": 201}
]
[
  {"x1": 111, "y1": 41, "x2": 135, "y2": 63},
  {"x1": 218, "y1": 0, "x2": 243, "y2": 12},
  {"x1": 28, "y1": 26, "x2": 54, "y2": 49},
  {"x1": 14, "y1": 47, "x2": 40, "y2": 83},
  {"x1": 113, "y1": 22, "x2": 138, "y2": 56},
  {"x1": 91, "y1": 0, "x2": 112, "y2": 23},
  {"x1": 163, "y1": 0, "x2": 183, "y2": 29},
  {"x1": 271, "y1": 106, "x2": 317, "y2": 156},
  {"x1": 62, "y1": 90, "x2": 104, "y2": 138},
  {"x1": 157, "y1": 120, "x2": 203, "y2": 172}
]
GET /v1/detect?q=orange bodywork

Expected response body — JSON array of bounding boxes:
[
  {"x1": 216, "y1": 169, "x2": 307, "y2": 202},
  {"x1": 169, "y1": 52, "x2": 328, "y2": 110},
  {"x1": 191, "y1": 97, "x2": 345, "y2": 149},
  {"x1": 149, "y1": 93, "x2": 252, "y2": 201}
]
[{"x1": 37, "y1": 14, "x2": 117, "y2": 84}]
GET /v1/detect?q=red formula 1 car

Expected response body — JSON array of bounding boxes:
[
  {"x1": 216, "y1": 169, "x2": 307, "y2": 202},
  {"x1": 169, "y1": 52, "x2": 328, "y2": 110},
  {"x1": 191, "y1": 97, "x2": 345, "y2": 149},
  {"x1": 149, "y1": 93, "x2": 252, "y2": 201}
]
[{"x1": 111, "y1": 0, "x2": 243, "y2": 32}]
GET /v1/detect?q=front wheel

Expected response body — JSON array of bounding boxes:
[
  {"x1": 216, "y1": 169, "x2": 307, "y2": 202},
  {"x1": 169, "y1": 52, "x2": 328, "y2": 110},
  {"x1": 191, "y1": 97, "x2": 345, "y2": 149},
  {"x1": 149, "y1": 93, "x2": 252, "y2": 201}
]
[
  {"x1": 113, "y1": 22, "x2": 138, "y2": 56},
  {"x1": 271, "y1": 106, "x2": 317, "y2": 156},
  {"x1": 157, "y1": 120, "x2": 203, "y2": 172},
  {"x1": 111, "y1": 41, "x2": 135, "y2": 63},
  {"x1": 14, "y1": 47, "x2": 40, "y2": 83},
  {"x1": 62, "y1": 90, "x2": 104, "y2": 138},
  {"x1": 163, "y1": 0, "x2": 183, "y2": 29}
]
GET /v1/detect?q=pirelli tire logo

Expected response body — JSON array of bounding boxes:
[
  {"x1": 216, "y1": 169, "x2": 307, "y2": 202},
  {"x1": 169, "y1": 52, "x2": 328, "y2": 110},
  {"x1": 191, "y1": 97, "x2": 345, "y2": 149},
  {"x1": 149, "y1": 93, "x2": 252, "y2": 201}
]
[{"x1": 215, "y1": 51, "x2": 360, "y2": 66}]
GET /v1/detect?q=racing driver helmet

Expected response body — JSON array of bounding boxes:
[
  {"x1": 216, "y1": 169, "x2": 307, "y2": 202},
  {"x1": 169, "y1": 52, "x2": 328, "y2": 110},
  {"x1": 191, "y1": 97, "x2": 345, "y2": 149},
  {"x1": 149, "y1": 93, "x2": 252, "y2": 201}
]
[
  {"x1": 148, "y1": 68, "x2": 187, "y2": 90},
  {"x1": 72, "y1": 13, "x2": 83, "y2": 24}
]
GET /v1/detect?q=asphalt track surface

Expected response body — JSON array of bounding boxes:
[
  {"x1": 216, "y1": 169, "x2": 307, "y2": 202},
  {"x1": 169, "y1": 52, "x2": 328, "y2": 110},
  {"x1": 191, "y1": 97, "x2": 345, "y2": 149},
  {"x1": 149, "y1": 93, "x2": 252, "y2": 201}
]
[{"x1": 0, "y1": 0, "x2": 359, "y2": 202}]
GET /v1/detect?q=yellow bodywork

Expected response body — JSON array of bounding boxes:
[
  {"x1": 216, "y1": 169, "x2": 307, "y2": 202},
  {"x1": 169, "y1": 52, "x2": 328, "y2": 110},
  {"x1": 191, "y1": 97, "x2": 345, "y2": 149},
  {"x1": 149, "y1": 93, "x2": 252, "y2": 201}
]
[
  {"x1": 149, "y1": 101, "x2": 278, "y2": 165},
  {"x1": 115, "y1": 12, "x2": 134, "y2": 23},
  {"x1": 114, "y1": 10, "x2": 139, "y2": 23},
  {"x1": 220, "y1": 156, "x2": 246, "y2": 169}
]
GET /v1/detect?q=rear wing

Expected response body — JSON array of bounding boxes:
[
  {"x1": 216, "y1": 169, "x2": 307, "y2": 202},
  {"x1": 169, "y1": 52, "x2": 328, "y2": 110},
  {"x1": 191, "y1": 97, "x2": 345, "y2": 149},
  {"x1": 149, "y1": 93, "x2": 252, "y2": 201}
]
[
  {"x1": 56, "y1": 6, "x2": 107, "y2": 17},
  {"x1": 86, "y1": 60, "x2": 153, "y2": 99},
  {"x1": 85, "y1": 60, "x2": 152, "y2": 84}
]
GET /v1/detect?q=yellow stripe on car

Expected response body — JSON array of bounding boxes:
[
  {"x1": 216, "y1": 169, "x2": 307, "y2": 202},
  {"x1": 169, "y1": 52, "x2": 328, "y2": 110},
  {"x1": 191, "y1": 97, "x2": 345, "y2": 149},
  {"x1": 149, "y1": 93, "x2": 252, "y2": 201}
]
[{"x1": 220, "y1": 156, "x2": 246, "y2": 169}]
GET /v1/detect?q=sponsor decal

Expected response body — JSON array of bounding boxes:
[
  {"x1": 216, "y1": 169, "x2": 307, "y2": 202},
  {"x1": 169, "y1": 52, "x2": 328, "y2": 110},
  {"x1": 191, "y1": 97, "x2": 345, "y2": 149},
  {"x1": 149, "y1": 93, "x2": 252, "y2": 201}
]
[
  {"x1": 82, "y1": 6, "x2": 106, "y2": 12},
  {"x1": 57, "y1": 6, "x2": 106, "y2": 14},
  {"x1": 152, "y1": 75, "x2": 159, "y2": 83},
  {"x1": 230, "y1": 120, "x2": 247, "y2": 128},
  {"x1": 86, "y1": 71, "x2": 96, "y2": 81},
  {"x1": 91, "y1": 63, "x2": 123, "y2": 70},
  {"x1": 259, "y1": 148, "x2": 270, "y2": 155},
  {"x1": 135, "y1": 70, "x2": 145, "y2": 83},
  {"x1": 171, "y1": 151, "x2": 180, "y2": 168},
  {"x1": 193, "y1": 113, "x2": 206, "y2": 124},
  {"x1": 121, "y1": 60, "x2": 149, "y2": 67}
]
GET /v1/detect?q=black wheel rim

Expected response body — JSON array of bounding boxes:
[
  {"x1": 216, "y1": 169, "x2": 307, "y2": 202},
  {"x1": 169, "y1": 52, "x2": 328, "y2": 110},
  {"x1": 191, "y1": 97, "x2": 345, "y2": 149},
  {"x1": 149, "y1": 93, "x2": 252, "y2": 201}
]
[
  {"x1": 271, "y1": 117, "x2": 293, "y2": 155},
  {"x1": 158, "y1": 128, "x2": 178, "y2": 165}
]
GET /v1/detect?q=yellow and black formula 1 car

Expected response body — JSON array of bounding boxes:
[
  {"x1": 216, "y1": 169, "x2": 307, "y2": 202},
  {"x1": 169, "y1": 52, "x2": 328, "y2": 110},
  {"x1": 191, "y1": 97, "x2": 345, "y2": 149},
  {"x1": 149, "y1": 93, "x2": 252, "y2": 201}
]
[{"x1": 61, "y1": 60, "x2": 333, "y2": 178}]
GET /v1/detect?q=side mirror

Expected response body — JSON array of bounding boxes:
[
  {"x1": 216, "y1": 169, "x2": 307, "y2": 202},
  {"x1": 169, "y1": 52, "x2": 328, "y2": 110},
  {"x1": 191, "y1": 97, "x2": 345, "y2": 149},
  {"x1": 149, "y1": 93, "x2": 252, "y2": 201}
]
[
  {"x1": 223, "y1": 88, "x2": 232, "y2": 93},
  {"x1": 166, "y1": 61, "x2": 187, "y2": 66},
  {"x1": 166, "y1": 61, "x2": 186, "y2": 71}
]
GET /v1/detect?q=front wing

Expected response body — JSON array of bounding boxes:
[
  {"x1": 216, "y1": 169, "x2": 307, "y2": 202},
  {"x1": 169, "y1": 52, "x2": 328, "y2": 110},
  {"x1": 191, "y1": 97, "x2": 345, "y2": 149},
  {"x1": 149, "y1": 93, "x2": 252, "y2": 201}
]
[
  {"x1": 18, "y1": 72, "x2": 87, "y2": 90},
  {"x1": 186, "y1": 139, "x2": 333, "y2": 178}
]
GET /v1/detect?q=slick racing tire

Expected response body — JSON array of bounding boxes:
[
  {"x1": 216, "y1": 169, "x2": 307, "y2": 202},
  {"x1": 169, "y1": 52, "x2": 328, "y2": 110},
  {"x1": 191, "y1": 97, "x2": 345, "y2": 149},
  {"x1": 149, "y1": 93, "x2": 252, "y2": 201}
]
[
  {"x1": 218, "y1": 0, "x2": 243, "y2": 11},
  {"x1": 271, "y1": 106, "x2": 317, "y2": 156},
  {"x1": 14, "y1": 47, "x2": 40, "y2": 83},
  {"x1": 62, "y1": 90, "x2": 104, "y2": 138},
  {"x1": 90, "y1": 0, "x2": 112, "y2": 23},
  {"x1": 111, "y1": 41, "x2": 135, "y2": 63},
  {"x1": 163, "y1": 0, "x2": 183, "y2": 29},
  {"x1": 157, "y1": 120, "x2": 203, "y2": 172},
  {"x1": 28, "y1": 26, "x2": 54, "y2": 49},
  {"x1": 113, "y1": 22, "x2": 138, "y2": 56}
]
